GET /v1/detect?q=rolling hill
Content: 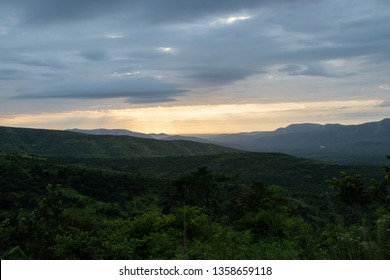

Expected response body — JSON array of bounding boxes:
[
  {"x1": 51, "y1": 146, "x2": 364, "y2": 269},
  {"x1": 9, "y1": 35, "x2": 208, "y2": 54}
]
[
  {"x1": 67, "y1": 128, "x2": 211, "y2": 143},
  {"x1": 0, "y1": 126, "x2": 236, "y2": 158},
  {"x1": 67, "y1": 128, "x2": 156, "y2": 139},
  {"x1": 2, "y1": 125, "x2": 382, "y2": 194}
]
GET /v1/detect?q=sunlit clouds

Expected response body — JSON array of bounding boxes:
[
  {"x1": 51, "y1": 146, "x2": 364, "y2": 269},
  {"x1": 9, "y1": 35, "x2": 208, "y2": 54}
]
[
  {"x1": 157, "y1": 47, "x2": 174, "y2": 53},
  {"x1": 1, "y1": 100, "x2": 387, "y2": 134},
  {"x1": 210, "y1": 14, "x2": 251, "y2": 25}
]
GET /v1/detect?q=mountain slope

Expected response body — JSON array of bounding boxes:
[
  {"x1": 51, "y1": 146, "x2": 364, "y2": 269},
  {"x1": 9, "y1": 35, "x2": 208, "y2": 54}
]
[
  {"x1": 67, "y1": 128, "x2": 211, "y2": 143},
  {"x1": 53, "y1": 152, "x2": 383, "y2": 193},
  {"x1": 204, "y1": 119, "x2": 390, "y2": 164},
  {"x1": 67, "y1": 128, "x2": 155, "y2": 139},
  {"x1": 0, "y1": 126, "x2": 236, "y2": 158}
]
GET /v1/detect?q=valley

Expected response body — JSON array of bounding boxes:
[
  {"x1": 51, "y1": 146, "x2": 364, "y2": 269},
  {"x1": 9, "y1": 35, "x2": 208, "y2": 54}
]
[{"x1": 0, "y1": 124, "x2": 389, "y2": 260}]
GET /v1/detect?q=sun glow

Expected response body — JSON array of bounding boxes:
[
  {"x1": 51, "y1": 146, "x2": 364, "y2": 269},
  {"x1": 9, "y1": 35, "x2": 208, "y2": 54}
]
[{"x1": 0, "y1": 100, "x2": 385, "y2": 134}]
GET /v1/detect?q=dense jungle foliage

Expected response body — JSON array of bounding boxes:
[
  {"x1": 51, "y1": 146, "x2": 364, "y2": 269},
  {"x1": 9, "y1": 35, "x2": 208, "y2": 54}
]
[{"x1": 0, "y1": 151, "x2": 389, "y2": 260}]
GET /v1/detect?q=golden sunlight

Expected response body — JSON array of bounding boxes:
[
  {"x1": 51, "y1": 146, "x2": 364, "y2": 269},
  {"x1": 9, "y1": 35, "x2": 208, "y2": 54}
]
[{"x1": 0, "y1": 100, "x2": 384, "y2": 134}]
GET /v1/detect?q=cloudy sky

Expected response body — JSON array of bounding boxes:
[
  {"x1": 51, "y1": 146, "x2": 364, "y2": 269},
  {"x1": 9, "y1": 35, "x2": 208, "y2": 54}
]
[{"x1": 0, "y1": 0, "x2": 389, "y2": 134}]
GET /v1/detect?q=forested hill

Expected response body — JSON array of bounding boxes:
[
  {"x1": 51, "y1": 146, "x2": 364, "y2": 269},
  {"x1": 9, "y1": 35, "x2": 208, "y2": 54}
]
[{"x1": 0, "y1": 126, "x2": 236, "y2": 158}]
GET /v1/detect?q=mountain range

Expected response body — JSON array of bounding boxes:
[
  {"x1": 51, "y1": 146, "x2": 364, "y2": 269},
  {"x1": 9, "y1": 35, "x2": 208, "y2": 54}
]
[
  {"x1": 68, "y1": 119, "x2": 390, "y2": 164},
  {"x1": 202, "y1": 118, "x2": 390, "y2": 164}
]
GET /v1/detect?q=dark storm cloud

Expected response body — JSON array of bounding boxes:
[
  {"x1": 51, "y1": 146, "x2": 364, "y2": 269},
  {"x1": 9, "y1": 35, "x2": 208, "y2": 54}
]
[
  {"x1": 184, "y1": 67, "x2": 263, "y2": 86},
  {"x1": 8, "y1": 56, "x2": 65, "y2": 69},
  {"x1": 13, "y1": 78, "x2": 188, "y2": 102},
  {"x1": 18, "y1": 59, "x2": 62, "y2": 68},
  {"x1": 7, "y1": 0, "x2": 127, "y2": 25},
  {"x1": 7, "y1": 0, "x2": 275, "y2": 26},
  {"x1": 79, "y1": 50, "x2": 109, "y2": 61}
]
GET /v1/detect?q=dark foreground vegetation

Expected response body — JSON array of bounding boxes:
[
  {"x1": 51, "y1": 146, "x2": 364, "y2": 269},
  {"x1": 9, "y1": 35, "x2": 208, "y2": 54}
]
[{"x1": 0, "y1": 151, "x2": 389, "y2": 260}]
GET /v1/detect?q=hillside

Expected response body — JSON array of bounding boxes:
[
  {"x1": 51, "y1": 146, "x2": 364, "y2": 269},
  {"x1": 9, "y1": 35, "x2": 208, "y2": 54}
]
[
  {"x1": 67, "y1": 128, "x2": 211, "y2": 143},
  {"x1": 1, "y1": 149, "x2": 389, "y2": 260},
  {"x1": 52, "y1": 152, "x2": 382, "y2": 193},
  {"x1": 0, "y1": 126, "x2": 236, "y2": 158},
  {"x1": 0, "y1": 152, "x2": 153, "y2": 212},
  {"x1": 67, "y1": 128, "x2": 155, "y2": 139}
]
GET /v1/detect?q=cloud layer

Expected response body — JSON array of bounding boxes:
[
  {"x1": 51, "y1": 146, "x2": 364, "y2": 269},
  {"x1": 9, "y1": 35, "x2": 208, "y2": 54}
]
[
  {"x1": 0, "y1": 0, "x2": 389, "y2": 130},
  {"x1": 14, "y1": 78, "x2": 188, "y2": 103}
]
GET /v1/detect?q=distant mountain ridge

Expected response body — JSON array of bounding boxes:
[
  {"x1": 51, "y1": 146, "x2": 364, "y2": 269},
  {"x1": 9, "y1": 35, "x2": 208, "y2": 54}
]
[
  {"x1": 67, "y1": 128, "x2": 210, "y2": 143},
  {"x1": 203, "y1": 118, "x2": 390, "y2": 164},
  {"x1": 67, "y1": 128, "x2": 157, "y2": 139},
  {"x1": 66, "y1": 119, "x2": 390, "y2": 164},
  {"x1": 0, "y1": 126, "x2": 236, "y2": 158},
  {"x1": 3, "y1": 119, "x2": 388, "y2": 164}
]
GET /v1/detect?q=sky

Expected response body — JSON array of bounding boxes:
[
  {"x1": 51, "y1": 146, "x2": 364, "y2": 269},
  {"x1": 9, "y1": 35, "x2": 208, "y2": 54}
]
[{"x1": 0, "y1": 0, "x2": 389, "y2": 134}]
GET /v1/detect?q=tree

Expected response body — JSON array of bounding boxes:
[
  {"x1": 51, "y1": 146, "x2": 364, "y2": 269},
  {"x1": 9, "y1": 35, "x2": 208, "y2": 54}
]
[
  {"x1": 0, "y1": 184, "x2": 65, "y2": 259},
  {"x1": 170, "y1": 167, "x2": 230, "y2": 220},
  {"x1": 329, "y1": 172, "x2": 371, "y2": 207}
]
